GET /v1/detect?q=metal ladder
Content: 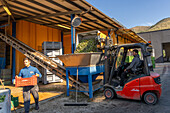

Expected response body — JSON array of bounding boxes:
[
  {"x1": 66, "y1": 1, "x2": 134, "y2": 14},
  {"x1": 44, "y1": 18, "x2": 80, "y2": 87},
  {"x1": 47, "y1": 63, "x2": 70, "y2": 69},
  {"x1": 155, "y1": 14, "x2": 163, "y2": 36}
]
[{"x1": 0, "y1": 33, "x2": 88, "y2": 93}]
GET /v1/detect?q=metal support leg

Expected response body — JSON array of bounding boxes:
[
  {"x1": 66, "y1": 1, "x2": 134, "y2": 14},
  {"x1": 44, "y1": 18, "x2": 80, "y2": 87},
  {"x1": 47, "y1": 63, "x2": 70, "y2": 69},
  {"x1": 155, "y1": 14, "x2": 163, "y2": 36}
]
[
  {"x1": 103, "y1": 72, "x2": 105, "y2": 85},
  {"x1": 61, "y1": 31, "x2": 64, "y2": 55},
  {"x1": 12, "y1": 22, "x2": 16, "y2": 83},
  {"x1": 71, "y1": 14, "x2": 75, "y2": 53},
  {"x1": 66, "y1": 69, "x2": 69, "y2": 96},
  {"x1": 88, "y1": 74, "x2": 93, "y2": 98}
]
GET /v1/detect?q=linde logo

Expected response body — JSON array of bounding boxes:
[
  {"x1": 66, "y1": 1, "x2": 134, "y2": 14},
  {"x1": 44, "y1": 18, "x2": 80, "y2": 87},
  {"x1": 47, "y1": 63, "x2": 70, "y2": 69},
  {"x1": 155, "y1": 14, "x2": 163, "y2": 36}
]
[{"x1": 131, "y1": 89, "x2": 139, "y2": 92}]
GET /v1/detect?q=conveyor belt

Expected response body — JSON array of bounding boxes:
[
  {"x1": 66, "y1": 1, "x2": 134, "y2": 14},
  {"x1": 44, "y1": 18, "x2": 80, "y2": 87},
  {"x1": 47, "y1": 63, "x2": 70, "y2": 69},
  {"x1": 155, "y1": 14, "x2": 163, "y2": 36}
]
[{"x1": 0, "y1": 33, "x2": 88, "y2": 94}]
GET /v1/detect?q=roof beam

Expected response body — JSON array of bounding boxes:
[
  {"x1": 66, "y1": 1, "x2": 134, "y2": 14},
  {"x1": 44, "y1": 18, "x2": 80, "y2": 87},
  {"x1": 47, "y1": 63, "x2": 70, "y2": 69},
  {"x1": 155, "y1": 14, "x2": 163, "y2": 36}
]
[
  {"x1": 121, "y1": 34, "x2": 137, "y2": 42},
  {"x1": 0, "y1": 16, "x2": 8, "y2": 20},
  {"x1": 64, "y1": 28, "x2": 116, "y2": 35},
  {"x1": 22, "y1": 10, "x2": 82, "y2": 20},
  {"x1": 46, "y1": 0, "x2": 106, "y2": 29},
  {"x1": 11, "y1": 10, "x2": 84, "y2": 31},
  {"x1": 65, "y1": 0, "x2": 118, "y2": 29},
  {"x1": 0, "y1": 0, "x2": 15, "y2": 21},
  {"x1": 26, "y1": 19, "x2": 67, "y2": 31},
  {"x1": 11, "y1": 0, "x2": 92, "y2": 30},
  {"x1": 43, "y1": 20, "x2": 98, "y2": 26},
  {"x1": 28, "y1": 0, "x2": 98, "y2": 29},
  {"x1": 116, "y1": 30, "x2": 138, "y2": 42},
  {"x1": 8, "y1": 3, "x2": 67, "y2": 24},
  {"x1": 0, "y1": 11, "x2": 6, "y2": 15}
]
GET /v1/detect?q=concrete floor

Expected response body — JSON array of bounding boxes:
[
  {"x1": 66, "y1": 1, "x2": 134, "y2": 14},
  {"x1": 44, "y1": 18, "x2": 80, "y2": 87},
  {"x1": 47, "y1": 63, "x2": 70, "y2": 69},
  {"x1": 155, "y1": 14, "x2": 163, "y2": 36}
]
[
  {"x1": 0, "y1": 82, "x2": 65, "y2": 111},
  {"x1": 22, "y1": 63, "x2": 170, "y2": 113},
  {"x1": 99, "y1": 63, "x2": 170, "y2": 113},
  {"x1": 12, "y1": 63, "x2": 170, "y2": 113}
]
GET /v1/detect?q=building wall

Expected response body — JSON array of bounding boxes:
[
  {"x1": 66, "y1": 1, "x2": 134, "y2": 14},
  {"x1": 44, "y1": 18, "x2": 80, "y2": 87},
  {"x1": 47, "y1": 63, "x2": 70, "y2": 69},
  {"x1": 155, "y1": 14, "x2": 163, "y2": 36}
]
[
  {"x1": 63, "y1": 34, "x2": 71, "y2": 54},
  {"x1": 2, "y1": 20, "x2": 139, "y2": 74},
  {"x1": 138, "y1": 29, "x2": 170, "y2": 63},
  {"x1": 14, "y1": 20, "x2": 61, "y2": 74},
  {"x1": 163, "y1": 43, "x2": 170, "y2": 59}
]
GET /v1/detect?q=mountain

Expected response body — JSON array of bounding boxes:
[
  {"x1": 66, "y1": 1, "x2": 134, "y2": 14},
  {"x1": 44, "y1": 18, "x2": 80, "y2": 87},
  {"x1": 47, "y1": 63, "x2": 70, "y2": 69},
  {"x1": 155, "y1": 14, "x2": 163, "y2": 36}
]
[
  {"x1": 131, "y1": 26, "x2": 150, "y2": 33},
  {"x1": 131, "y1": 17, "x2": 170, "y2": 33}
]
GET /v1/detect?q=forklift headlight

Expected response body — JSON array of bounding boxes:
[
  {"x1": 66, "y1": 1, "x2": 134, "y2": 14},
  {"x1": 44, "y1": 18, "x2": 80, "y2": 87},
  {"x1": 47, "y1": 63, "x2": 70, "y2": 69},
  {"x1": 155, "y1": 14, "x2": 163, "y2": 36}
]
[{"x1": 154, "y1": 77, "x2": 161, "y2": 84}]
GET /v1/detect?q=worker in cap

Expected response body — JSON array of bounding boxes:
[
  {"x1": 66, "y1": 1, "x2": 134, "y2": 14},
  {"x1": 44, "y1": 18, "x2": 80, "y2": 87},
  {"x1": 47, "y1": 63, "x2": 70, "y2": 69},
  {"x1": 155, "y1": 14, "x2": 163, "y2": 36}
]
[
  {"x1": 116, "y1": 49, "x2": 140, "y2": 89},
  {"x1": 14, "y1": 57, "x2": 42, "y2": 113}
]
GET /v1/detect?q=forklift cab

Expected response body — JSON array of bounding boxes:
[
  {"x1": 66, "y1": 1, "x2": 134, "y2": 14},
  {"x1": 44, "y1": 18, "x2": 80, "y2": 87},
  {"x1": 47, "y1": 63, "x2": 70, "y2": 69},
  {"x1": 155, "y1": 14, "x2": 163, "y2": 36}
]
[
  {"x1": 108, "y1": 43, "x2": 153, "y2": 84},
  {"x1": 104, "y1": 43, "x2": 161, "y2": 105}
]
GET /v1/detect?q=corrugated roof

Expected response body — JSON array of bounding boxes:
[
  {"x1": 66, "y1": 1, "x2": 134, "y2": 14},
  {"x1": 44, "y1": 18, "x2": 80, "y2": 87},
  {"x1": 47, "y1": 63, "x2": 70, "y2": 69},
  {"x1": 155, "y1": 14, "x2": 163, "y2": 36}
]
[
  {"x1": 0, "y1": 0, "x2": 123, "y2": 31},
  {"x1": 116, "y1": 29, "x2": 147, "y2": 43},
  {"x1": 0, "y1": 0, "x2": 147, "y2": 43}
]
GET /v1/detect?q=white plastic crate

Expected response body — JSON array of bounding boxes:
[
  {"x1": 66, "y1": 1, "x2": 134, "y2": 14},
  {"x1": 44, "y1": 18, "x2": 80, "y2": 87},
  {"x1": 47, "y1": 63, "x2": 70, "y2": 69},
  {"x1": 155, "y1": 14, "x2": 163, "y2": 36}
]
[
  {"x1": 0, "y1": 89, "x2": 11, "y2": 113},
  {"x1": 44, "y1": 50, "x2": 60, "y2": 56},
  {"x1": 0, "y1": 69, "x2": 11, "y2": 75},
  {"x1": 42, "y1": 42, "x2": 63, "y2": 84},
  {"x1": 42, "y1": 42, "x2": 62, "y2": 50},
  {"x1": 46, "y1": 75, "x2": 63, "y2": 83}
]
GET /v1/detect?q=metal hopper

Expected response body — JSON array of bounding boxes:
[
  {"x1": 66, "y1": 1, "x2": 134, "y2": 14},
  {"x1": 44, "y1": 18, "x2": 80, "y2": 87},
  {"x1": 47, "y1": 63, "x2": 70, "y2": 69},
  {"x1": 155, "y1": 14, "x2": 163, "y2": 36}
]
[
  {"x1": 57, "y1": 52, "x2": 105, "y2": 98},
  {"x1": 57, "y1": 52, "x2": 104, "y2": 67}
]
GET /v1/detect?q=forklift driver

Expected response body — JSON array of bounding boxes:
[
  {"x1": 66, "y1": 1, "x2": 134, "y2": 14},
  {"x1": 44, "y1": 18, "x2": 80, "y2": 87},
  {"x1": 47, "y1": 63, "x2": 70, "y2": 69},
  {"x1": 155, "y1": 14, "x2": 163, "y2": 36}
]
[{"x1": 117, "y1": 49, "x2": 140, "y2": 88}]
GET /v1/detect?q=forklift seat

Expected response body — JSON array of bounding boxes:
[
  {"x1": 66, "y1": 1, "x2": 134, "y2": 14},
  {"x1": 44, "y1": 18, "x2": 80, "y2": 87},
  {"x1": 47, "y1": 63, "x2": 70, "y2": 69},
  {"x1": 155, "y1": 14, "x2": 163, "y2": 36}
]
[{"x1": 134, "y1": 60, "x2": 144, "y2": 74}]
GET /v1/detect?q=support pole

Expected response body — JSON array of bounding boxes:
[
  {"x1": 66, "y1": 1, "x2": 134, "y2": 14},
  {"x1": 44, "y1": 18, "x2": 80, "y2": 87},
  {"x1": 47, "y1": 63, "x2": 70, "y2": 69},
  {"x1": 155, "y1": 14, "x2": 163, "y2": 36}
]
[
  {"x1": 66, "y1": 69, "x2": 70, "y2": 96},
  {"x1": 88, "y1": 74, "x2": 93, "y2": 98},
  {"x1": 12, "y1": 22, "x2": 16, "y2": 83},
  {"x1": 108, "y1": 30, "x2": 110, "y2": 39},
  {"x1": 104, "y1": 31, "x2": 110, "y2": 84},
  {"x1": 61, "y1": 31, "x2": 64, "y2": 54},
  {"x1": 116, "y1": 34, "x2": 119, "y2": 44},
  {"x1": 71, "y1": 14, "x2": 76, "y2": 53}
]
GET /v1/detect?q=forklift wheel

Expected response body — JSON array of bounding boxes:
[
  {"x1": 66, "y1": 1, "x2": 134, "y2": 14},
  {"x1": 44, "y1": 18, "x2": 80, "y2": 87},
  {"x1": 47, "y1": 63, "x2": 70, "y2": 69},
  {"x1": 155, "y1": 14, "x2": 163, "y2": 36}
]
[
  {"x1": 144, "y1": 92, "x2": 158, "y2": 105},
  {"x1": 104, "y1": 88, "x2": 115, "y2": 99}
]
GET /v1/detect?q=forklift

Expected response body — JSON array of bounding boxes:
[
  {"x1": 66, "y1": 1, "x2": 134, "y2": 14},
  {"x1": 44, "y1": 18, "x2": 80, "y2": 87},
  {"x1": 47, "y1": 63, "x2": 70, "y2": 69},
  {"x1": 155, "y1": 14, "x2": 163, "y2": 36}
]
[{"x1": 103, "y1": 42, "x2": 162, "y2": 105}]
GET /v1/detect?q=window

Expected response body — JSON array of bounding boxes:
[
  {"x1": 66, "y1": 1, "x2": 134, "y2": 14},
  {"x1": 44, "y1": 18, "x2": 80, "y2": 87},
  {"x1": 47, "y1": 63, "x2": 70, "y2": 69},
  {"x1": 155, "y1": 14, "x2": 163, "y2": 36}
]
[
  {"x1": 125, "y1": 48, "x2": 143, "y2": 63},
  {"x1": 115, "y1": 47, "x2": 124, "y2": 69}
]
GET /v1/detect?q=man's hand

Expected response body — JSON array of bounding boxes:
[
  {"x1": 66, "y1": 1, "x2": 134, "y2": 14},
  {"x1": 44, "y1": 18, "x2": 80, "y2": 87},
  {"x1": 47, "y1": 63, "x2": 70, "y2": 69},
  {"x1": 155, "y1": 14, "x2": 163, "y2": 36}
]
[
  {"x1": 16, "y1": 75, "x2": 21, "y2": 78},
  {"x1": 13, "y1": 80, "x2": 15, "y2": 84},
  {"x1": 124, "y1": 69, "x2": 127, "y2": 72},
  {"x1": 35, "y1": 73, "x2": 39, "y2": 77}
]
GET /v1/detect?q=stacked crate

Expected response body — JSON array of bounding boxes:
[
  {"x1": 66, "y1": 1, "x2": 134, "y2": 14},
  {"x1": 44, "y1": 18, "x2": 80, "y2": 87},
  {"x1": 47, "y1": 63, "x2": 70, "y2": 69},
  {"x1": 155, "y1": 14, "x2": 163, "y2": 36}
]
[
  {"x1": 0, "y1": 69, "x2": 12, "y2": 85},
  {"x1": 42, "y1": 42, "x2": 63, "y2": 84},
  {"x1": 0, "y1": 41, "x2": 6, "y2": 70}
]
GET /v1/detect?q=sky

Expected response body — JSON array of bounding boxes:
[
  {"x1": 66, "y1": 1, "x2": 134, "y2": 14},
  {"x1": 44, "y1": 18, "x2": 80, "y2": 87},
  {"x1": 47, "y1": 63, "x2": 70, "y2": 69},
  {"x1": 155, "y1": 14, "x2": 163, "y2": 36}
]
[{"x1": 86, "y1": 0, "x2": 170, "y2": 28}]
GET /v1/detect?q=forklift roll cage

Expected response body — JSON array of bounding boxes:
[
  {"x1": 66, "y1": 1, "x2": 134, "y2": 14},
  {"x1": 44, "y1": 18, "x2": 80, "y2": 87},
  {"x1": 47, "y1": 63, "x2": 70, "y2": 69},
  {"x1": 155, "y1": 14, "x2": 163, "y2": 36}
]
[{"x1": 106, "y1": 43, "x2": 153, "y2": 85}]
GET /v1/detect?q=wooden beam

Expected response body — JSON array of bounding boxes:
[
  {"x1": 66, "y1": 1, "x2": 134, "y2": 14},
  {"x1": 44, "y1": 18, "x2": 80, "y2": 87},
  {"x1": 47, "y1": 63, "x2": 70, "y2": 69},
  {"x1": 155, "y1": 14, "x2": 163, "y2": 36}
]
[
  {"x1": 22, "y1": 10, "x2": 82, "y2": 20},
  {"x1": 0, "y1": 16, "x2": 8, "y2": 20},
  {"x1": 63, "y1": 27, "x2": 116, "y2": 35},
  {"x1": 65, "y1": 0, "x2": 118, "y2": 29},
  {"x1": 45, "y1": 0, "x2": 100, "y2": 29},
  {"x1": 0, "y1": 0, "x2": 15, "y2": 21},
  {"x1": 43, "y1": 20, "x2": 98, "y2": 26},
  {"x1": 26, "y1": 19, "x2": 69, "y2": 31}
]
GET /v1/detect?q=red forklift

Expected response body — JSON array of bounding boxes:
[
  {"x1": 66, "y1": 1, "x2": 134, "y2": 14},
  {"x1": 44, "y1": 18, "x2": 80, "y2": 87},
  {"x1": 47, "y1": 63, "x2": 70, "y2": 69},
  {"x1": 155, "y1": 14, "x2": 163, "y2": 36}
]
[{"x1": 103, "y1": 43, "x2": 162, "y2": 105}]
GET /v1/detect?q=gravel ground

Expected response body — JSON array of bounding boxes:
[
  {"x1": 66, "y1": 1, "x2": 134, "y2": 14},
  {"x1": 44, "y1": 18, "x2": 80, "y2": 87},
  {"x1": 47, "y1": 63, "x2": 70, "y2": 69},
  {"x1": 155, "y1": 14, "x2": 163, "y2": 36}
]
[{"x1": 14, "y1": 63, "x2": 170, "y2": 113}]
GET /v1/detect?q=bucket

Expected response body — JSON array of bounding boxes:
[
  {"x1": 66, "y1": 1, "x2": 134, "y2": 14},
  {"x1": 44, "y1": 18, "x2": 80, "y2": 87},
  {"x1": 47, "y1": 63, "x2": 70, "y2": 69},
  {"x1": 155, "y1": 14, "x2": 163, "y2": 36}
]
[{"x1": 11, "y1": 95, "x2": 19, "y2": 108}]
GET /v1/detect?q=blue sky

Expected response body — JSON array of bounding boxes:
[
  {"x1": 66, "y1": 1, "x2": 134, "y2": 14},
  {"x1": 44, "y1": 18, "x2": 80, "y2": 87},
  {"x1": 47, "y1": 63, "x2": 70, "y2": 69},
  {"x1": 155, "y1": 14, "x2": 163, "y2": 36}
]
[{"x1": 86, "y1": 0, "x2": 170, "y2": 28}]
